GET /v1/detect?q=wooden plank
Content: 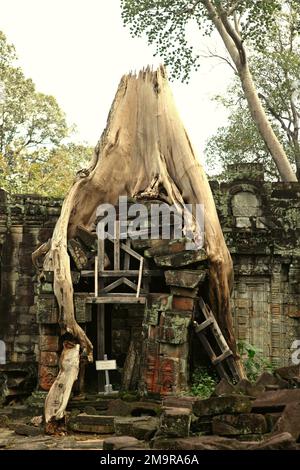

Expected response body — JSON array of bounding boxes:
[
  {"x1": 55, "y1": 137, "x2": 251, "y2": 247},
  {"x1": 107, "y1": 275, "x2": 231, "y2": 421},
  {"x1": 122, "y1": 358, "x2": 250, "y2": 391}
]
[
  {"x1": 124, "y1": 239, "x2": 131, "y2": 270},
  {"x1": 122, "y1": 277, "x2": 138, "y2": 292},
  {"x1": 142, "y1": 258, "x2": 150, "y2": 293},
  {"x1": 97, "y1": 304, "x2": 105, "y2": 392},
  {"x1": 215, "y1": 364, "x2": 231, "y2": 382},
  {"x1": 136, "y1": 258, "x2": 144, "y2": 298},
  {"x1": 194, "y1": 327, "x2": 216, "y2": 362},
  {"x1": 99, "y1": 277, "x2": 126, "y2": 294},
  {"x1": 94, "y1": 256, "x2": 98, "y2": 297},
  {"x1": 98, "y1": 238, "x2": 105, "y2": 272},
  {"x1": 114, "y1": 221, "x2": 120, "y2": 270},
  {"x1": 99, "y1": 278, "x2": 145, "y2": 294},
  {"x1": 212, "y1": 349, "x2": 232, "y2": 366},
  {"x1": 194, "y1": 318, "x2": 214, "y2": 333},
  {"x1": 106, "y1": 232, "x2": 143, "y2": 261},
  {"x1": 86, "y1": 295, "x2": 146, "y2": 304},
  {"x1": 81, "y1": 269, "x2": 162, "y2": 278},
  {"x1": 120, "y1": 241, "x2": 143, "y2": 261},
  {"x1": 199, "y1": 298, "x2": 229, "y2": 352},
  {"x1": 227, "y1": 357, "x2": 241, "y2": 382}
]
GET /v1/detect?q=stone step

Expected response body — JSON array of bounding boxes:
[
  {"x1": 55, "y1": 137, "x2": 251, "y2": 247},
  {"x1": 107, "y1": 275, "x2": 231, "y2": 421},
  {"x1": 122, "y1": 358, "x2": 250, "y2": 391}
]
[
  {"x1": 114, "y1": 416, "x2": 159, "y2": 440},
  {"x1": 67, "y1": 414, "x2": 115, "y2": 434},
  {"x1": 193, "y1": 395, "x2": 252, "y2": 417}
]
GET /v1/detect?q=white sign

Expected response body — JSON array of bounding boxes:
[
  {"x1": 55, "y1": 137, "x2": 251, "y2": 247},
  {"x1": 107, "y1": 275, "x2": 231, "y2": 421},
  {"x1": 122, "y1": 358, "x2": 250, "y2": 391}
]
[{"x1": 96, "y1": 359, "x2": 117, "y2": 371}]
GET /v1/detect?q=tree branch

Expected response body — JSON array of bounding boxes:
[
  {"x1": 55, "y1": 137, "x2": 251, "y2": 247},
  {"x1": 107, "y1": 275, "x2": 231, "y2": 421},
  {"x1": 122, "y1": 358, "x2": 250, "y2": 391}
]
[
  {"x1": 227, "y1": 0, "x2": 243, "y2": 17},
  {"x1": 201, "y1": 0, "x2": 240, "y2": 65},
  {"x1": 217, "y1": 7, "x2": 246, "y2": 65},
  {"x1": 199, "y1": 47, "x2": 238, "y2": 74},
  {"x1": 258, "y1": 92, "x2": 293, "y2": 139}
]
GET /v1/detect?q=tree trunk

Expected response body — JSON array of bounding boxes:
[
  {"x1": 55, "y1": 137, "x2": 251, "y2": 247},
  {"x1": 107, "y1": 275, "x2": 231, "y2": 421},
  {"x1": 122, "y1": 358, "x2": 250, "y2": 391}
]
[
  {"x1": 42, "y1": 67, "x2": 245, "y2": 420},
  {"x1": 45, "y1": 341, "x2": 80, "y2": 425},
  {"x1": 203, "y1": 0, "x2": 297, "y2": 182},
  {"x1": 238, "y1": 64, "x2": 297, "y2": 182}
]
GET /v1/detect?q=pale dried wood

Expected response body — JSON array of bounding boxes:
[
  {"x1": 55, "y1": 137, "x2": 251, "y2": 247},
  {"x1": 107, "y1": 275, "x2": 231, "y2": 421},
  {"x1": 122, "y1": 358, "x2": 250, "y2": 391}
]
[
  {"x1": 41, "y1": 66, "x2": 244, "y2": 418},
  {"x1": 45, "y1": 341, "x2": 80, "y2": 424}
]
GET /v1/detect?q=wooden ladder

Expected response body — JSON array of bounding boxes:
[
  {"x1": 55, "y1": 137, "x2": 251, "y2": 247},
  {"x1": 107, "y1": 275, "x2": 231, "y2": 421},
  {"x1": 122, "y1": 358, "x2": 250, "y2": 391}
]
[{"x1": 194, "y1": 297, "x2": 241, "y2": 382}]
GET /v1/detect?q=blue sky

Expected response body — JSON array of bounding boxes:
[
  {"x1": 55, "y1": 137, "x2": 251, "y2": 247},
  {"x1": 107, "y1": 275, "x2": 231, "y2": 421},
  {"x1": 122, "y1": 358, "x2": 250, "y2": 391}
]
[{"x1": 0, "y1": 0, "x2": 233, "y2": 166}]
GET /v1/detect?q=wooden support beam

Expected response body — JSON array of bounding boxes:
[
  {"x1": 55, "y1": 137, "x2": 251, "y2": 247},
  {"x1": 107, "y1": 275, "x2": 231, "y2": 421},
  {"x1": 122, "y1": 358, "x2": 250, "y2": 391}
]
[
  {"x1": 212, "y1": 349, "x2": 232, "y2": 366},
  {"x1": 124, "y1": 239, "x2": 130, "y2": 270},
  {"x1": 81, "y1": 269, "x2": 162, "y2": 278},
  {"x1": 94, "y1": 256, "x2": 98, "y2": 297},
  {"x1": 114, "y1": 221, "x2": 120, "y2": 270},
  {"x1": 98, "y1": 238, "x2": 105, "y2": 272},
  {"x1": 194, "y1": 318, "x2": 214, "y2": 333},
  {"x1": 136, "y1": 258, "x2": 144, "y2": 298},
  {"x1": 86, "y1": 295, "x2": 146, "y2": 304},
  {"x1": 97, "y1": 304, "x2": 105, "y2": 392}
]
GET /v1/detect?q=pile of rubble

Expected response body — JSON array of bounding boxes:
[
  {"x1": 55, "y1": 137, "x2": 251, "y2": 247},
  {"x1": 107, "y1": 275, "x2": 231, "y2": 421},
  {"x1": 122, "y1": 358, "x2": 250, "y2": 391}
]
[{"x1": 55, "y1": 365, "x2": 300, "y2": 450}]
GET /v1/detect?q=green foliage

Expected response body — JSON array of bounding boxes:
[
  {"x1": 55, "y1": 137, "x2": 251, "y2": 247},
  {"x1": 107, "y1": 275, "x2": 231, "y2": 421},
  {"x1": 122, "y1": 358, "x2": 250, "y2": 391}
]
[
  {"x1": 205, "y1": 5, "x2": 300, "y2": 179},
  {"x1": 190, "y1": 367, "x2": 218, "y2": 398},
  {"x1": 238, "y1": 341, "x2": 273, "y2": 382},
  {"x1": 121, "y1": 0, "x2": 284, "y2": 82},
  {"x1": 0, "y1": 31, "x2": 93, "y2": 197}
]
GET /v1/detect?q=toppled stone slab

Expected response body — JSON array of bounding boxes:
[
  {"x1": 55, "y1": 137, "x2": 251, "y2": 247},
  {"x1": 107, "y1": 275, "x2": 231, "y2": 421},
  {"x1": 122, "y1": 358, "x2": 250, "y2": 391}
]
[
  {"x1": 193, "y1": 395, "x2": 252, "y2": 417},
  {"x1": 213, "y1": 378, "x2": 236, "y2": 397},
  {"x1": 154, "y1": 249, "x2": 207, "y2": 268},
  {"x1": 158, "y1": 407, "x2": 191, "y2": 438},
  {"x1": 68, "y1": 414, "x2": 115, "y2": 434},
  {"x1": 273, "y1": 402, "x2": 300, "y2": 441},
  {"x1": 162, "y1": 396, "x2": 197, "y2": 410},
  {"x1": 14, "y1": 424, "x2": 42, "y2": 437},
  {"x1": 132, "y1": 419, "x2": 159, "y2": 441},
  {"x1": 164, "y1": 269, "x2": 207, "y2": 288},
  {"x1": 252, "y1": 432, "x2": 297, "y2": 450},
  {"x1": 255, "y1": 371, "x2": 288, "y2": 390},
  {"x1": 235, "y1": 379, "x2": 264, "y2": 397},
  {"x1": 274, "y1": 365, "x2": 300, "y2": 381},
  {"x1": 114, "y1": 416, "x2": 159, "y2": 441},
  {"x1": 103, "y1": 436, "x2": 140, "y2": 450},
  {"x1": 144, "y1": 239, "x2": 189, "y2": 258},
  {"x1": 106, "y1": 399, "x2": 160, "y2": 417},
  {"x1": 251, "y1": 389, "x2": 300, "y2": 412},
  {"x1": 190, "y1": 415, "x2": 212, "y2": 435},
  {"x1": 212, "y1": 413, "x2": 267, "y2": 436}
]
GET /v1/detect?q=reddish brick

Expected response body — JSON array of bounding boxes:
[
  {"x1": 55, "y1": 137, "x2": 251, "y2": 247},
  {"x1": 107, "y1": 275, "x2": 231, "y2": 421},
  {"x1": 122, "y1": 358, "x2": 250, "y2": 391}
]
[
  {"x1": 39, "y1": 365, "x2": 58, "y2": 391},
  {"x1": 172, "y1": 296, "x2": 195, "y2": 311},
  {"x1": 40, "y1": 335, "x2": 60, "y2": 352},
  {"x1": 40, "y1": 324, "x2": 59, "y2": 336},
  {"x1": 40, "y1": 351, "x2": 59, "y2": 366}
]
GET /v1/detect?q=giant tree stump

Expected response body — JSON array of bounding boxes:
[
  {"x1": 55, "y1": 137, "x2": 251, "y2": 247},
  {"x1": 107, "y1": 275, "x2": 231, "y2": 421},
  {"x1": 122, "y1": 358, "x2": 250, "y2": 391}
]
[{"x1": 41, "y1": 66, "x2": 243, "y2": 423}]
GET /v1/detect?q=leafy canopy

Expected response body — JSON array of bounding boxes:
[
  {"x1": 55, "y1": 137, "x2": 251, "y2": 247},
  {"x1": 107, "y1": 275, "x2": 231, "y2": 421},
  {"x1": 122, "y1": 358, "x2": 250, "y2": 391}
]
[
  {"x1": 121, "y1": 0, "x2": 283, "y2": 82},
  {"x1": 0, "y1": 31, "x2": 92, "y2": 196},
  {"x1": 205, "y1": 5, "x2": 300, "y2": 179}
]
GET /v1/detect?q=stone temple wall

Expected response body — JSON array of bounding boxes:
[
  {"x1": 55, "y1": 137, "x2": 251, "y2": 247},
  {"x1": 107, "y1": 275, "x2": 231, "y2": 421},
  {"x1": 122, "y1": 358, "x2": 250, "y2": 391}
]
[
  {"x1": 0, "y1": 190, "x2": 61, "y2": 365},
  {"x1": 213, "y1": 164, "x2": 300, "y2": 368},
  {"x1": 0, "y1": 164, "x2": 299, "y2": 371}
]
